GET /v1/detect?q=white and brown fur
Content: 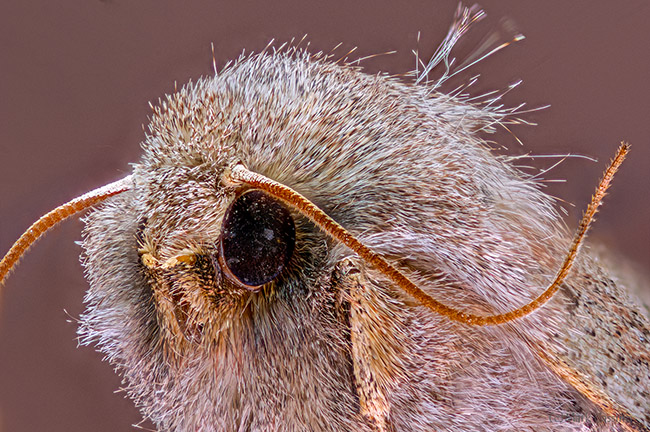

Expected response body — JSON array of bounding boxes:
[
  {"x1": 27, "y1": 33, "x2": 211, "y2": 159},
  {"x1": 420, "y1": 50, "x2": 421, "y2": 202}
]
[{"x1": 76, "y1": 31, "x2": 650, "y2": 432}]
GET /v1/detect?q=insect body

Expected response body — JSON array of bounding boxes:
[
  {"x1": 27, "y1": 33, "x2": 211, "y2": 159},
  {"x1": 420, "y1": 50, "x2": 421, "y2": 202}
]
[{"x1": 1, "y1": 7, "x2": 649, "y2": 432}]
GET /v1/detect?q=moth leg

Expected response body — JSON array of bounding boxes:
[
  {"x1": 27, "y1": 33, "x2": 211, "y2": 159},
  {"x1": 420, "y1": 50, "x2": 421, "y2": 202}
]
[{"x1": 337, "y1": 258, "x2": 408, "y2": 432}]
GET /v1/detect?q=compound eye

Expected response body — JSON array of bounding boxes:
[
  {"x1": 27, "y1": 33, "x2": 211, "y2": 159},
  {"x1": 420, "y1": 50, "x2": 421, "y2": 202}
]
[{"x1": 219, "y1": 189, "x2": 295, "y2": 288}]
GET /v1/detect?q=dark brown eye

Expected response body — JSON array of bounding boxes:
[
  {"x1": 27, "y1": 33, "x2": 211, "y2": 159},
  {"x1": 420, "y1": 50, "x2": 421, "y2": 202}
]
[{"x1": 220, "y1": 189, "x2": 295, "y2": 288}]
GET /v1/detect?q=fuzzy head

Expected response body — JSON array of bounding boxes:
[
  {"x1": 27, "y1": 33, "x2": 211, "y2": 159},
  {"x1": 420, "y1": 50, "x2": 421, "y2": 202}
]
[{"x1": 76, "y1": 47, "x2": 578, "y2": 431}]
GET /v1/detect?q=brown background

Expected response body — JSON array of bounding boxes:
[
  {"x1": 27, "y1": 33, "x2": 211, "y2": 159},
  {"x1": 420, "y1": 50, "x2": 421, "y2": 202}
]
[{"x1": 1, "y1": 1, "x2": 649, "y2": 431}]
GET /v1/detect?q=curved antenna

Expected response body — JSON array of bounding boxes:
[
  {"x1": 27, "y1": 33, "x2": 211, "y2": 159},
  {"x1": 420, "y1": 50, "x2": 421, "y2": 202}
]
[
  {"x1": 0, "y1": 175, "x2": 133, "y2": 286},
  {"x1": 226, "y1": 144, "x2": 629, "y2": 326}
]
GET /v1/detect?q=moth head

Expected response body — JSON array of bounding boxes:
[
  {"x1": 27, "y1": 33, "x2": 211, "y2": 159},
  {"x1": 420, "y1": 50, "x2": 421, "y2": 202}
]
[{"x1": 0, "y1": 51, "x2": 626, "y2": 356}]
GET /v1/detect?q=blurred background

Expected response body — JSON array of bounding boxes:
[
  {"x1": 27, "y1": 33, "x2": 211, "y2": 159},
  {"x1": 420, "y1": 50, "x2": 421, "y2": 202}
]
[{"x1": 1, "y1": 1, "x2": 649, "y2": 430}]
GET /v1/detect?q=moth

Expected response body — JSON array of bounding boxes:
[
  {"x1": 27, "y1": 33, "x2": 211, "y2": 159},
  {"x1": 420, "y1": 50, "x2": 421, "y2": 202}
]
[{"x1": 1, "y1": 5, "x2": 649, "y2": 432}]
